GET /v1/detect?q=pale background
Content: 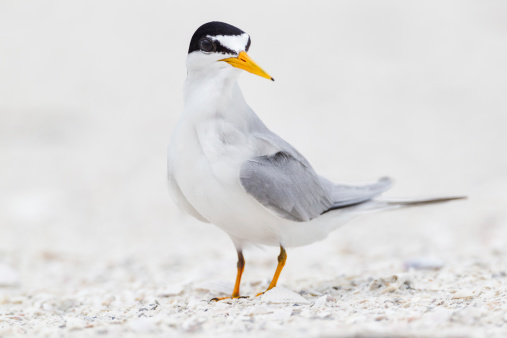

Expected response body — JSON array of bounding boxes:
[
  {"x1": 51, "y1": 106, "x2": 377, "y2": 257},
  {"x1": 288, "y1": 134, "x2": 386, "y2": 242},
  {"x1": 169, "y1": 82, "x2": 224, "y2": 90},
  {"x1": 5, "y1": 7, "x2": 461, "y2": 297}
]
[{"x1": 1, "y1": 1, "x2": 506, "y2": 336}]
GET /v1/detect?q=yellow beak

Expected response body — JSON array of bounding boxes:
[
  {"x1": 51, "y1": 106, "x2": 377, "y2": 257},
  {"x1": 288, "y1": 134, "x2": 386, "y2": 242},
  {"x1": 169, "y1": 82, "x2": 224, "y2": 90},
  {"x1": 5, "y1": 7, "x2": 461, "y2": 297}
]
[{"x1": 220, "y1": 51, "x2": 274, "y2": 81}]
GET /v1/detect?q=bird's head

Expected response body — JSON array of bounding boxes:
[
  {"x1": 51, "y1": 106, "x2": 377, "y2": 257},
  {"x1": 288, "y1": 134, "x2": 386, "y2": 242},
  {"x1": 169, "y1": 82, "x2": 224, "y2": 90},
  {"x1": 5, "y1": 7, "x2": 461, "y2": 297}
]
[{"x1": 186, "y1": 21, "x2": 274, "y2": 81}]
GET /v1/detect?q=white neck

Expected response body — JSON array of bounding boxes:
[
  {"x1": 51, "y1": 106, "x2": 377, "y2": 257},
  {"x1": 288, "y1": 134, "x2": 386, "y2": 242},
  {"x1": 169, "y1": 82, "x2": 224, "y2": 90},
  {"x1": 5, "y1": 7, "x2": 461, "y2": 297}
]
[{"x1": 183, "y1": 63, "x2": 253, "y2": 125}]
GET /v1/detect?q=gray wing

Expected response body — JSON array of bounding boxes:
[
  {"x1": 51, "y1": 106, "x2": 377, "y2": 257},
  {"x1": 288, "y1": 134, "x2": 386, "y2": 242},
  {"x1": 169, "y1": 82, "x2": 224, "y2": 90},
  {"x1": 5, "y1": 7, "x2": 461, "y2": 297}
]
[
  {"x1": 240, "y1": 119, "x2": 393, "y2": 222},
  {"x1": 240, "y1": 151, "x2": 333, "y2": 222},
  {"x1": 239, "y1": 149, "x2": 393, "y2": 222}
]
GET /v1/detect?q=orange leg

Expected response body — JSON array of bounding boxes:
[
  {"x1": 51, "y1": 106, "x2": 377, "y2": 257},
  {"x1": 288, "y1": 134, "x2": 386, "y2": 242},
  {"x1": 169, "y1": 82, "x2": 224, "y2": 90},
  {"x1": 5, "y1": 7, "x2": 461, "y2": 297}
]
[
  {"x1": 210, "y1": 250, "x2": 245, "y2": 301},
  {"x1": 257, "y1": 246, "x2": 287, "y2": 296},
  {"x1": 232, "y1": 250, "x2": 245, "y2": 297}
]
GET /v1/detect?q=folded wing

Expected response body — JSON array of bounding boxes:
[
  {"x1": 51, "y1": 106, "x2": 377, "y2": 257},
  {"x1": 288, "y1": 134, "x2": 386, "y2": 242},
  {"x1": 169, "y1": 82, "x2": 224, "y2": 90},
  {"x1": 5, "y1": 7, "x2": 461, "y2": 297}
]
[{"x1": 240, "y1": 151, "x2": 392, "y2": 222}]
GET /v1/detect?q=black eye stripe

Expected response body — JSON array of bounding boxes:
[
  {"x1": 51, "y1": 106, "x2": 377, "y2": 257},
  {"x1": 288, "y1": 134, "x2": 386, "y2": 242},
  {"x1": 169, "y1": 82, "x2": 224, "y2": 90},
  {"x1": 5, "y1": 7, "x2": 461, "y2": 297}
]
[
  {"x1": 213, "y1": 42, "x2": 237, "y2": 55},
  {"x1": 199, "y1": 37, "x2": 237, "y2": 55},
  {"x1": 196, "y1": 37, "x2": 243, "y2": 55}
]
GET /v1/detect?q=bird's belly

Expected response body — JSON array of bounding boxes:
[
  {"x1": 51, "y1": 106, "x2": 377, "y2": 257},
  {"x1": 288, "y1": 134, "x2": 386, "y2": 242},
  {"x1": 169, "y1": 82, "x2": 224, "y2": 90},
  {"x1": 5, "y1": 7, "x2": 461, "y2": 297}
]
[{"x1": 169, "y1": 122, "x2": 282, "y2": 246}]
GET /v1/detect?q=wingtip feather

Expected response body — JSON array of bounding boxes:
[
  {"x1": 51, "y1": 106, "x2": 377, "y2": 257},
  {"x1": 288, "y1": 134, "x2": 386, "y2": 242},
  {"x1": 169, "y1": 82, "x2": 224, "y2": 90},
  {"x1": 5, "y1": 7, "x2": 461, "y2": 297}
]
[{"x1": 386, "y1": 196, "x2": 467, "y2": 206}]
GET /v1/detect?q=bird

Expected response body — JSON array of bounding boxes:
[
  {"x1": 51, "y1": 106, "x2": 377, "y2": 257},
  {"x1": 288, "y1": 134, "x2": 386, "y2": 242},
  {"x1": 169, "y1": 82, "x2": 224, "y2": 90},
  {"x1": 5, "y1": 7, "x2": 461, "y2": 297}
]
[{"x1": 167, "y1": 21, "x2": 464, "y2": 300}]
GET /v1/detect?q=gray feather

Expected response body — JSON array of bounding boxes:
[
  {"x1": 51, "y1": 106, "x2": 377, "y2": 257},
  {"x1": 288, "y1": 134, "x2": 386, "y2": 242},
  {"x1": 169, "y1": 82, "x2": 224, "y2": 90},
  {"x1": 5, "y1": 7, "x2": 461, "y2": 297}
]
[
  {"x1": 382, "y1": 196, "x2": 467, "y2": 206},
  {"x1": 322, "y1": 177, "x2": 393, "y2": 212},
  {"x1": 240, "y1": 151, "x2": 333, "y2": 222},
  {"x1": 240, "y1": 123, "x2": 395, "y2": 222},
  {"x1": 239, "y1": 151, "x2": 393, "y2": 222}
]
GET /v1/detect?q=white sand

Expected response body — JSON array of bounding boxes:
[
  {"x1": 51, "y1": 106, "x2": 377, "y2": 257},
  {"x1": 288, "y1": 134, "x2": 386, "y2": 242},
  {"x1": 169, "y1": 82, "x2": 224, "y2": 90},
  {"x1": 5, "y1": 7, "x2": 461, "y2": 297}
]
[{"x1": 1, "y1": 1, "x2": 506, "y2": 337}]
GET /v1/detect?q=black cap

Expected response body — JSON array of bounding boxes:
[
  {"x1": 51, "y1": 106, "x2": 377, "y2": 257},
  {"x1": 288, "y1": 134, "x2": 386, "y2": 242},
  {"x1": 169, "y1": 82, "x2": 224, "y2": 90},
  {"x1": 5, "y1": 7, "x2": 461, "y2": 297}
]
[{"x1": 188, "y1": 21, "x2": 251, "y2": 54}]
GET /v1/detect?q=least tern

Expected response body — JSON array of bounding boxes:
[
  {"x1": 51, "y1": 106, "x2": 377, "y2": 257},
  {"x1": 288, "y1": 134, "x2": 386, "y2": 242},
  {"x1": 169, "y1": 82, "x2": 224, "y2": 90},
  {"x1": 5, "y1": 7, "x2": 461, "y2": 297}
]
[{"x1": 167, "y1": 21, "x2": 464, "y2": 299}]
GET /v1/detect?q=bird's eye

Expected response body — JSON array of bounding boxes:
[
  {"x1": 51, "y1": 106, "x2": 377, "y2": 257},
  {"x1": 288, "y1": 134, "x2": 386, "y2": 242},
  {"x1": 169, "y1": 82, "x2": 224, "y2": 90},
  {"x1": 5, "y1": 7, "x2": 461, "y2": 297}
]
[{"x1": 199, "y1": 38, "x2": 215, "y2": 53}]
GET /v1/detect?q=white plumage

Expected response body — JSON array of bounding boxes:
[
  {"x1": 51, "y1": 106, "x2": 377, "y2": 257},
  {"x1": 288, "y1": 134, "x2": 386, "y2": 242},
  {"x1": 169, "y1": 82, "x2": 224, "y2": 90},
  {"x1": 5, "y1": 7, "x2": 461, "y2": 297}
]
[{"x1": 167, "y1": 22, "x2": 463, "y2": 299}]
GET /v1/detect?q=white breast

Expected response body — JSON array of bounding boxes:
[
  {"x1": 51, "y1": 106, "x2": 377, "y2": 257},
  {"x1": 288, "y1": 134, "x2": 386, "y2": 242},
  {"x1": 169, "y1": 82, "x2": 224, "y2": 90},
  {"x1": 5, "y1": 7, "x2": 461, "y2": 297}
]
[{"x1": 168, "y1": 115, "x2": 281, "y2": 243}]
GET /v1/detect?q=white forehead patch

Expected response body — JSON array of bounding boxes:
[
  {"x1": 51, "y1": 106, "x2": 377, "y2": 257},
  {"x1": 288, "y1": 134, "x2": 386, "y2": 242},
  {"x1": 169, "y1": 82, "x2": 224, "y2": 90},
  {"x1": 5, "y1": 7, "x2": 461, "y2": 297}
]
[{"x1": 210, "y1": 33, "x2": 249, "y2": 54}]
